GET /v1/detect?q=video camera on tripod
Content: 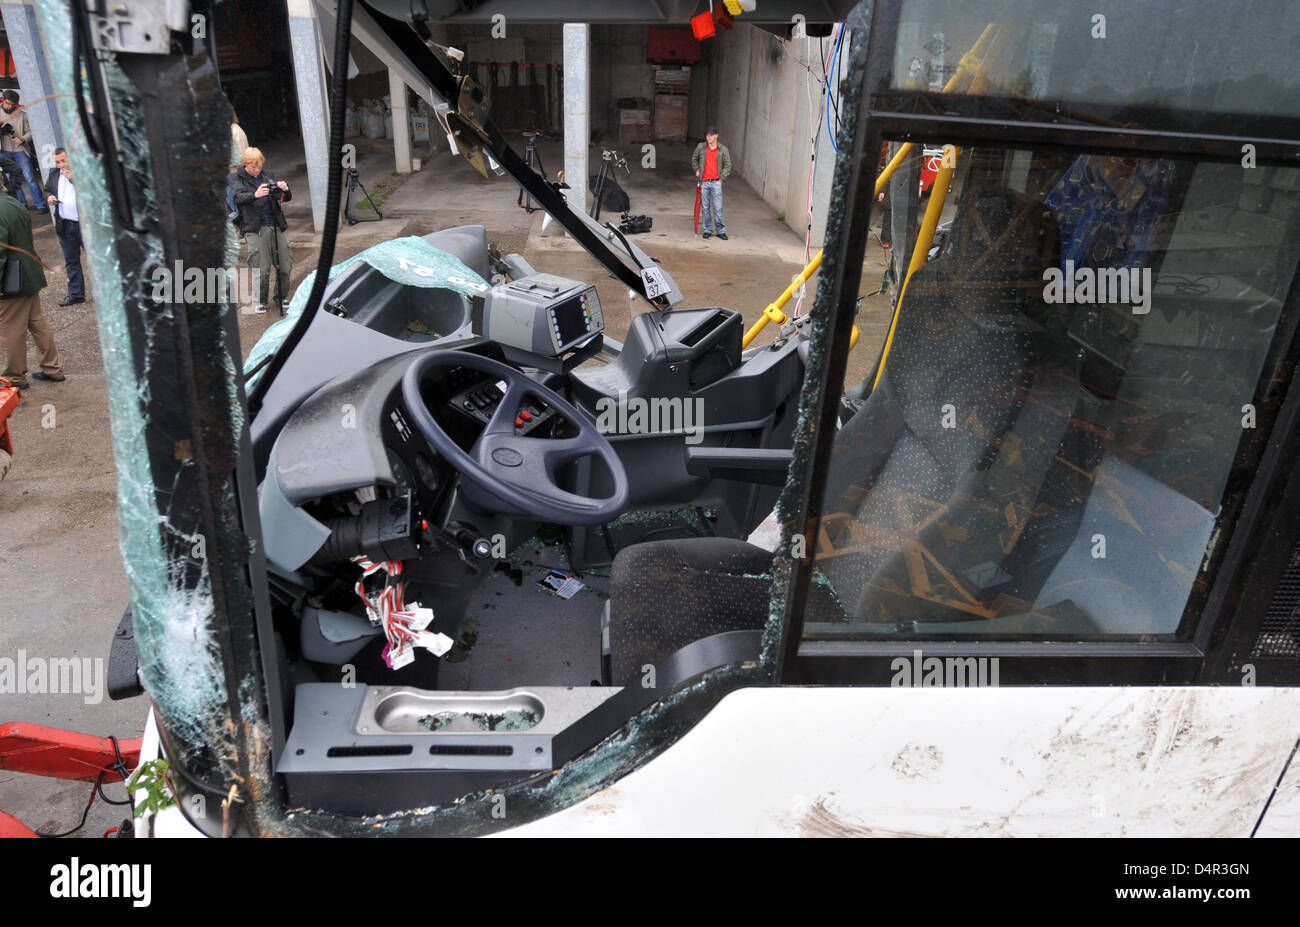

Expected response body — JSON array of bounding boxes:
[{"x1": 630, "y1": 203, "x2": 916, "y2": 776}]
[
  {"x1": 344, "y1": 167, "x2": 382, "y2": 225},
  {"x1": 590, "y1": 148, "x2": 631, "y2": 222}
]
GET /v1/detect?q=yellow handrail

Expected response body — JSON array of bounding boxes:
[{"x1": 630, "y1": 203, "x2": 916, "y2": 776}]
[
  {"x1": 870, "y1": 24, "x2": 1011, "y2": 390},
  {"x1": 741, "y1": 23, "x2": 1003, "y2": 356},
  {"x1": 870, "y1": 144, "x2": 960, "y2": 390},
  {"x1": 739, "y1": 144, "x2": 913, "y2": 350}
]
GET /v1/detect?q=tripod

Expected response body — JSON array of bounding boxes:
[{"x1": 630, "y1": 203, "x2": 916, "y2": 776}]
[
  {"x1": 517, "y1": 132, "x2": 549, "y2": 213},
  {"x1": 344, "y1": 168, "x2": 382, "y2": 225},
  {"x1": 591, "y1": 149, "x2": 628, "y2": 222}
]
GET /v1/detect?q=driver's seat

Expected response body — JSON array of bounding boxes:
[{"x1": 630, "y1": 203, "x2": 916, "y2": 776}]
[
  {"x1": 605, "y1": 185, "x2": 1067, "y2": 674},
  {"x1": 603, "y1": 538, "x2": 773, "y2": 687}
]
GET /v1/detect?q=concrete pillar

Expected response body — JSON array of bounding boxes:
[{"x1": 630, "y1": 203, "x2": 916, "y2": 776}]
[
  {"x1": 388, "y1": 68, "x2": 411, "y2": 173},
  {"x1": 562, "y1": 23, "x2": 589, "y2": 216},
  {"x1": 285, "y1": 0, "x2": 330, "y2": 232},
  {"x1": 0, "y1": 0, "x2": 61, "y2": 173}
]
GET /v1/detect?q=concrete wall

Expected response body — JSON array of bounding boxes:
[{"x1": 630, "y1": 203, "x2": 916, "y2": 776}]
[
  {"x1": 334, "y1": 17, "x2": 848, "y2": 244},
  {"x1": 591, "y1": 24, "x2": 655, "y2": 139},
  {"x1": 709, "y1": 23, "x2": 848, "y2": 246},
  {"x1": 431, "y1": 24, "x2": 662, "y2": 143}
]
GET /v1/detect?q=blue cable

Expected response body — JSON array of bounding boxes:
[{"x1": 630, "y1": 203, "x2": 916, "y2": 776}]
[{"x1": 826, "y1": 23, "x2": 844, "y2": 152}]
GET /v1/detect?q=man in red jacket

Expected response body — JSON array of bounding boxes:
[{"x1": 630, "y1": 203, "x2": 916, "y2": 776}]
[{"x1": 691, "y1": 126, "x2": 732, "y2": 240}]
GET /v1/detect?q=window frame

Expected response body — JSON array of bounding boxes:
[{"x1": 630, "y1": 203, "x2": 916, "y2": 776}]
[{"x1": 775, "y1": 0, "x2": 1300, "y2": 686}]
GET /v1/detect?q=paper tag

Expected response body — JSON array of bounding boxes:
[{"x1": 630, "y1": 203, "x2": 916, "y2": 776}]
[
  {"x1": 554, "y1": 577, "x2": 585, "y2": 599},
  {"x1": 640, "y1": 266, "x2": 671, "y2": 299},
  {"x1": 416, "y1": 631, "x2": 454, "y2": 657},
  {"x1": 408, "y1": 606, "x2": 435, "y2": 632},
  {"x1": 539, "y1": 570, "x2": 585, "y2": 600},
  {"x1": 384, "y1": 641, "x2": 415, "y2": 670}
]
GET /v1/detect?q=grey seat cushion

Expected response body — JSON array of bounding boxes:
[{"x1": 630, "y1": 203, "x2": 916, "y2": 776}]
[{"x1": 606, "y1": 538, "x2": 773, "y2": 687}]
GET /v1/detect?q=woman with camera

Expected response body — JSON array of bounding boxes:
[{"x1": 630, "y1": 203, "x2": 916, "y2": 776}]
[{"x1": 228, "y1": 147, "x2": 293, "y2": 314}]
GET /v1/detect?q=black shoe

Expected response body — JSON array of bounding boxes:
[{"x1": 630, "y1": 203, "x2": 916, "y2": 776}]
[
  {"x1": 33, "y1": 371, "x2": 66, "y2": 382},
  {"x1": 6, "y1": 380, "x2": 28, "y2": 390},
  {"x1": 58, "y1": 296, "x2": 85, "y2": 307},
  {"x1": 702, "y1": 232, "x2": 712, "y2": 239},
  {"x1": 717, "y1": 233, "x2": 728, "y2": 240}
]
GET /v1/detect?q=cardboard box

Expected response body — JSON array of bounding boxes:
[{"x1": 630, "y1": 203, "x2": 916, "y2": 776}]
[
  {"x1": 655, "y1": 93, "x2": 689, "y2": 110},
  {"x1": 654, "y1": 93, "x2": 689, "y2": 141},
  {"x1": 653, "y1": 66, "x2": 691, "y2": 94},
  {"x1": 619, "y1": 123, "x2": 654, "y2": 143}
]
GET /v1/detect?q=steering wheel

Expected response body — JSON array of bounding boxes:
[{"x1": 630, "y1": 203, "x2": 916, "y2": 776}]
[{"x1": 402, "y1": 350, "x2": 629, "y2": 526}]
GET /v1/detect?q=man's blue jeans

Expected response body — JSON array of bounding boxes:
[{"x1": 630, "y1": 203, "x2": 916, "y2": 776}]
[
  {"x1": 8, "y1": 151, "x2": 44, "y2": 209},
  {"x1": 701, "y1": 179, "x2": 726, "y2": 235}
]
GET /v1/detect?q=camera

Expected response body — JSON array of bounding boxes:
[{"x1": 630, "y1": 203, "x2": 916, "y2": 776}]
[
  {"x1": 0, "y1": 124, "x2": 13, "y2": 138},
  {"x1": 260, "y1": 173, "x2": 282, "y2": 201}
]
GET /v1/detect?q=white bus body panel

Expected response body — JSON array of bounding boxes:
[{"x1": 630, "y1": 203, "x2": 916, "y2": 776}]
[
  {"x1": 503, "y1": 686, "x2": 1300, "y2": 837},
  {"x1": 136, "y1": 686, "x2": 1300, "y2": 836}
]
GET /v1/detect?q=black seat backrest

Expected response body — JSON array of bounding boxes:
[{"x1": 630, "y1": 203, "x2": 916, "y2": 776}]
[{"x1": 816, "y1": 187, "x2": 1071, "y2": 620}]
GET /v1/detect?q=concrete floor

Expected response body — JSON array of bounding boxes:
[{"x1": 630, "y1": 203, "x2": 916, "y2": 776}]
[{"x1": 0, "y1": 130, "x2": 892, "y2": 834}]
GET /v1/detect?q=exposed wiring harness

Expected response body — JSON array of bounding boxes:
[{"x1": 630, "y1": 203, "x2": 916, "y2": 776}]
[
  {"x1": 351, "y1": 557, "x2": 451, "y2": 669},
  {"x1": 825, "y1": 23, "x2": 845, "y2": 152},
  {"x1": 794, "y1": 25, "x2": 845, "y2": 315}
]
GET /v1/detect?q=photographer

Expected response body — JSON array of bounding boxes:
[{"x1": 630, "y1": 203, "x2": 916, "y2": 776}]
[
  {"x1": 0, "y1": 91, "x2": 49, "y2": 214},
  {"x1": 228, "y1": 147, "x2": 293, "y2": 314}
]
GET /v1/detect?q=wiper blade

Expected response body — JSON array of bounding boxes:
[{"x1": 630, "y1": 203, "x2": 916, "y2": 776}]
[{"x1": 358, "y1": 0, "x2": 682, "y2": 308}]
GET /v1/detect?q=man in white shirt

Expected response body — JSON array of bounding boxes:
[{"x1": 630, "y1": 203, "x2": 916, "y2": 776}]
[{"x1": 44, "y1": 148, "x2": 85, "y2": 306}]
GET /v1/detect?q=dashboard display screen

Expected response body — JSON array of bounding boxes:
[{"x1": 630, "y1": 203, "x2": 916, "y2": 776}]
[{"x1": 550, "y1": 290, "x2": 595, "y2": 350}]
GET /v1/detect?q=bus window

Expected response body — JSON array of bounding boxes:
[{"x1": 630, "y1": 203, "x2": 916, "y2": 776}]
[{"x1": 806, "y1": 145, "x2": 1300, "y2": 639}]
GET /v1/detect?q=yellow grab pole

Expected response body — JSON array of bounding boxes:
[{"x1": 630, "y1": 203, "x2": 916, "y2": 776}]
[
  {"x1": 740, "y1": 23, "x2": 997, "y2": 353},
  {"x1": 874, "y1": 144, "x2": 912, "y2": 196},
  {"x1": 870, "y1": 144, "x2": 960, "y2": 390},
  {"x1": 742, "y1": 251, "x2": 823, "y2": 348},
  {"x1": 739, "y1": 146, "x2": 911, "y2": 350},
  {"x1": 867, "y1": 25, "x2": 1007, "y2": 390}
]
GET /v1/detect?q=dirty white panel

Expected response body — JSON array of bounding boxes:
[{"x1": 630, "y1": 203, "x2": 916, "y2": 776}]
[
  {"x1": 1253, "y1": 737, "x2": 1300, "y2": 837},
  {"x1": 501, "y1": 687, "x2": 1300, "y2": 837}
]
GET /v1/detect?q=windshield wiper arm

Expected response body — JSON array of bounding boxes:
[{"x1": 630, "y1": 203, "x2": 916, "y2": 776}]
[{"x1": 359, "y1": 0, "x2": 681, "y2": 309}]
